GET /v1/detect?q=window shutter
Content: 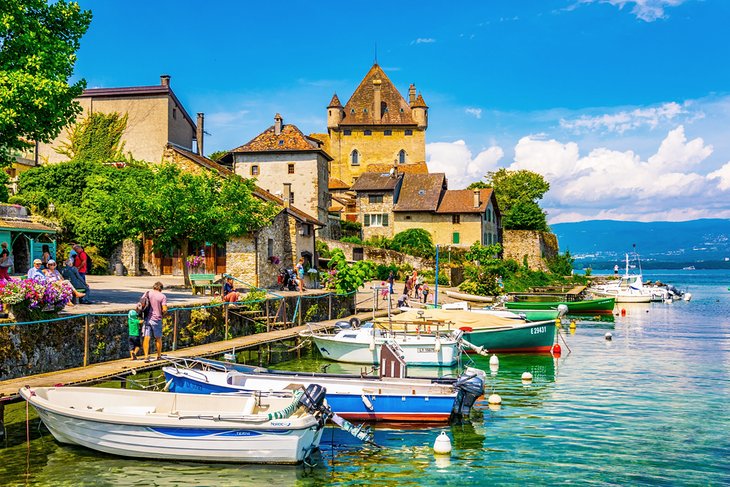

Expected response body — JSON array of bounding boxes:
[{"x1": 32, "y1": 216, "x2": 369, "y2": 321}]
[
  {"x1": 383, "y1": 214, "x2": 389, "y2": 226},
  {"x1": 364, "y1": 214, "x2": 370, "y2": 227},
  {"x1": 453, "y1": 232, "x2": 460, "y2": 244}
]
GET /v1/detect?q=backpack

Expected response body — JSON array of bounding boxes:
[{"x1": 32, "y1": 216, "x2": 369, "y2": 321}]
[
  {"x1": 135, "y1": 291, "x2": 150, "y2": 320},
  {"x1": 84, "y1": 252, "x2": 92, "y2": 273}
]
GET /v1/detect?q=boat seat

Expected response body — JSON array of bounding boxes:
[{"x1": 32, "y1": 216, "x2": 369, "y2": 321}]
[{"x1": 99, "y1": 405, "x2": 156, "y2": 415}]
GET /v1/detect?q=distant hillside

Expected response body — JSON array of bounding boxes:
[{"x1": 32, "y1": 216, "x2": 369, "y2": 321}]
[{"x1": 550, "y1": 219, "x2": 730, "y2": 267}]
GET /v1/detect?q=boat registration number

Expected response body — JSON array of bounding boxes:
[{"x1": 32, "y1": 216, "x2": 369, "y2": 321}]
[
  {"x1": 417, "y1": 348, "x2": 435, "y2": 353},
  {"x1": 530, "y1": 326, "x2": 547, "y2": 335}
]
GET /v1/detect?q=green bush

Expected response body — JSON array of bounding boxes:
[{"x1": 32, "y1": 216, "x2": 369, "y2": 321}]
[
  {"x1": 375, "y1": 263, "x2": 398, "y2": 281},
  {"x1": 340, "y1": 220, "x2": 361, "y2": 238},
  {"x1": 340, "y1": 236, "x2": 363, "y2": 245},
  {"x1": 315, "y1": 240, "x2": 330, "y2": 259},
  {"x1": 390, "y1": 229, "x2": 435, "y2": 258}
]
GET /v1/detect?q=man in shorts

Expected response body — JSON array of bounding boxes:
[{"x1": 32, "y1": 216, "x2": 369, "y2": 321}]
[{"x1": 143, "y1": 281, "x2": 168, "y2": 362}]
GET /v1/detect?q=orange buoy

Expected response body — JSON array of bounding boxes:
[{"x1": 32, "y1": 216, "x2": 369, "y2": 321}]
[
  {"x1": 552, "y1": 343, "x2": 562, "y2": 356},
  {"x1": 621, "y1": 308, "x2": 626, "y2": 316}
]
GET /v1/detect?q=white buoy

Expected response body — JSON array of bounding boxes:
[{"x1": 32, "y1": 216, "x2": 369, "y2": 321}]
[
  {"x1": 605, "y1": 332, "x2": 613, "y2": 341},
  {"x1": 684, "y1": 293, "x2": 692, "y2": 301},
  {"x1": 489, "y1": 354, "x2": 499, "y2": 368},
  {"x1": 521, "y1": 372, "x2": 533, "y2": 382},
  {"x1": 488, "y1": 393, "x2": 502, "y2": 405},
  {"x1": 434, "y1": 335, "x2": 442, "y2": 352},
  {"x1": 433, "y1": 431, "x2": 452, "y2": 455}
]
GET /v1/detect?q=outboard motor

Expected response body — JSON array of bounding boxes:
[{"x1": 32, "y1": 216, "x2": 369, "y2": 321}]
[
  {"x1": 301, "y1": 384, "x2": 328, "y2": 414},
  {"x1": 451, "y1": 367, "x2": 486, "y2": 417}
]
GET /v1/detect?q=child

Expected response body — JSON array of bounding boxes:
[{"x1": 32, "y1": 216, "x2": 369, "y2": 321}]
[
  {"x1": 127, "y1": 309, "x2": 142, "y2": 360},
  {"x1": 397, "y1": 292, "x2": 408, "y2": 308},
  {"x1": 421, "y1": 283, "x2": 430, "y2": 304}
]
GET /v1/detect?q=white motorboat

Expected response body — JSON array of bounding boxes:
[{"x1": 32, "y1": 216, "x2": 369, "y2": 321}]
[
  {"x1": 20, "y1": 385, "x2": 328, "y2": 464},
  {"x1": 302, "y1": 322, "x2": 463, "y2": 366},
  {"x1": 591, "y1": 253, "x2": 653, "y2": 303}
]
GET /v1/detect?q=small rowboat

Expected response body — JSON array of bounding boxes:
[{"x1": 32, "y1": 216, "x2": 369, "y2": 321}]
[
  {"x1": 20, "y1": 385, "x2": 328, "y2": 464},
  {"x1": 162, "y1": 364, "x2": 485, "y2": 423},
  {"x1": 505, "y1": 297, "x2": 616, "y2": 314}
]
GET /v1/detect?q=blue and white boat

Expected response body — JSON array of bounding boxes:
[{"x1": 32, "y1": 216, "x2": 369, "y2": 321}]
[{"x1": 162, "y1": 362, "x2": 485, "y2": 422}]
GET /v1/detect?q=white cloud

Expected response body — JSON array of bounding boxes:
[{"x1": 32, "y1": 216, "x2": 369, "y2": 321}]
[
  {"x1": 411, "y1": 38, "x2": 436, "y2": 45},
  {"x1": 509, "y1": 126, "x2": 719, "y2": 222},
  {"x1": 426, "y1": 140, "x2": 503, "y2": 188},
  {"x1": 708, "y1": 162, "x2": 730, "y2": 191},
  {"x1": 465, "y1": 108, "x2": 482, "y2": 119},
  {"x1": 579, "y1": 0, "x2": 686, "y2": 22},
  {"x1": 560, "y1": 102, "x2": 689, "y2": 134}
]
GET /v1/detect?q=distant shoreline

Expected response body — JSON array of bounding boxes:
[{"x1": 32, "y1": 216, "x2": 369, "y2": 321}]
[{"x1": 574, "y1": 260, "x2": 730, "y2": 271}]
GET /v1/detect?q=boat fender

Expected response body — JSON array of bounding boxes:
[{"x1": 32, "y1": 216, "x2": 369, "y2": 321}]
[
  {"x1": 605, "y1": 332, "x2": 613, "y2": 341},
  {"x1": 434, "y1": 336, "x2": 441, "y2": 352},
  {"x1": 521, "y1": 372, "x2": 533, "y2": 384},
  {"x1": 433, "y1": 431, "x2": 452, "y2": 455},
  {"x1": 349, "y1": 317, "x2": 361, "y2": 328},
  {"x1": 361, "y1": 394, "x2": 374, "y2": 411},
  {"x1": 369, "y1": 333, "x2": 376, "y2": 351},
  {"x1": 552, "y1": 343, "x2": 562, "y2": 356},
  {"x1": 488, "y1": 393, "x2": 502, "y2": 404}
]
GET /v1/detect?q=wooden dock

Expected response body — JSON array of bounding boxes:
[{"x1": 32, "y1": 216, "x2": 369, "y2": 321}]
[{"x1": 0, "y1": 312, "x2": 384, "y2": 404}]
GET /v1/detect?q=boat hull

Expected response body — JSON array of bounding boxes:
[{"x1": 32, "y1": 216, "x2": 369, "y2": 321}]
[
  {"x1": 163, "y1": 369, "x2": 457, "y2": 422},
  {"x1": 21, "y1": 387, "x2": 323, "y2": 464},
  {"x1": 461, "y1": 321, "x2": 557, "y2": 353},
  {"x1": 505, "y1": 297, "x2": 615, "y2": 314},
  {"x1": 311, "y1": 335, "x2": 459, "y2": 366}
]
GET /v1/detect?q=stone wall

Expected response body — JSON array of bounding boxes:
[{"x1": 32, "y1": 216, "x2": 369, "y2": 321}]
[
  {"x1": 108, "y1": 239, "x2": 140, "y2": 275},
  {"x1": 0, "y1": 293, "x2": 355, "y2": 380},
  {"x1": 358, "y1": 191, "x2": 395, "y2": 239},
  {"x1": 502, "y1": 230, "x2": 559, "y2": 271},
  {"x1": 321, "y1": 238, "x2": 430, "y2": 270}
]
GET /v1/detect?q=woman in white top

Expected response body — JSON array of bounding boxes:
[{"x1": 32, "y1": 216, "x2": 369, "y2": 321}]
[{"x1": 43, "y1": 260, "x2": 85, "y2": 304}]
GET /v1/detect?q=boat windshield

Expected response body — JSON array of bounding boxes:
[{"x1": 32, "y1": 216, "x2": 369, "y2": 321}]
[{"x1": 360, "y1": 322, "x2": 374, "y2": 329}]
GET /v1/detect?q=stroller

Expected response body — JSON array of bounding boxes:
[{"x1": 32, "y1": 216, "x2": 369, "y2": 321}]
[{"x1": 278, "y1": 268, "x2": 298, "y2": 291}]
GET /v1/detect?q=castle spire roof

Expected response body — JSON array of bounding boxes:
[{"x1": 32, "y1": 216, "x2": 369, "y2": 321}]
[{"x1": 340, "y1": 64, "x2": 416, "y2": 126}]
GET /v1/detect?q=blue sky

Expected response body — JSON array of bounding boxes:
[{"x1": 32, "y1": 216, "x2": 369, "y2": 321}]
[{"x1": 73, "y1": 0, "x2": 730, "y2": 223}]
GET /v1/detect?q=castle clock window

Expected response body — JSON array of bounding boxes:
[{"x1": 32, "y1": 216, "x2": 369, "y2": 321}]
[{"x1": 288, "y1": 164, "x2": 295, "y2": 174}]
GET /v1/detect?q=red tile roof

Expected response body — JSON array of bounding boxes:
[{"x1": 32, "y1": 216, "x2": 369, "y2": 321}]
[
  {"x1": 350, "y1": 172, "x2": 402, "y2": 192},
  {"x1": 328, "y1": 178, "x2": 350, "y2": 190},
  {"x1": 393, "y1": 173, "x2": 446, "y2": 212},
  {"x1": 436, "y1": 188, "x2": 494, "y2": 214},
  {"x1": 340, "y1": 64, "x2": 417, "y2": 126},
  {"x1": 228, "y1": 121, "x2": 333, "y2": 161}
]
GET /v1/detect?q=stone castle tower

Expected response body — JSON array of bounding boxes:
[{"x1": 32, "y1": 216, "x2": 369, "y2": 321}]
[{"x1": 313, "y1": 64, "x2": 429, "y2": 185}]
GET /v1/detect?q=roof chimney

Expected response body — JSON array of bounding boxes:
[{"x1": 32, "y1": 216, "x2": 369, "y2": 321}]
[
  {"x1": 373, "y1": 79, "x2": 382, "y2": 121},
  {"x1": 274, "y1": 113, "x2": 283, "y2": 136},
  {"x1": 283, "y1": 183, "x2": 292, "y2": 208},
  {"x1": 160, "y1": 74, "x2": 171, "y2": 87},
  {"x1": 409, "y1": 84, "x2": 416, "y2": 105},
  {"x1": 196, "y1": 113, "x2": 204, "y2": 156},
  {"x1": 473, "y1": 190, "x2": 481, "y2": 208}
]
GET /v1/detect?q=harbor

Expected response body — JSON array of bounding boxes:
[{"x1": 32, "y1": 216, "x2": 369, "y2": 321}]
[{"x1": 2, "y1": 269, "x2": 729, "y2": 484}]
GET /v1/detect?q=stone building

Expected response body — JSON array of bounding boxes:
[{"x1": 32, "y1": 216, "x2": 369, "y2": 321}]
[
  {"x1": 349, "y1": 172, "x2": 502, "y2": 248},
  {"x1": 219, "y1": 114, "x2": 333, "y2": 238},
  {"x1": 130, "y1": 146, "x2": 323, "y2": 287},
  {"x1": 350, "y1": 172, "x2": 403, "y2": 240},
  {"x1": 34, "y1": 75, "x2": 200, "y2": 164},
  {"x1": 312, "y1": 64, "x2": 429, "y2": 186}
]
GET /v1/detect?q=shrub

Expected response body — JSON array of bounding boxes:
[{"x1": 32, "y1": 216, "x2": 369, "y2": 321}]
[
  {"x1": 375, "y1": 263, "x2": 398, "y2": 281},
  {"x1": 340, "y1": 236, "x2": 363, "y2": 245},
  {"x1": 340, "y1": 220, "x2": 361, "y2": 238},
  {"x1": 390, "y1": 229, "x2": 435, "y2": 258}
]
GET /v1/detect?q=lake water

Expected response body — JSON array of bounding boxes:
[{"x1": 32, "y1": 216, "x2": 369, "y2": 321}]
[{"x1": 2, "y1": 269, "x2": 729, "y2": 486}]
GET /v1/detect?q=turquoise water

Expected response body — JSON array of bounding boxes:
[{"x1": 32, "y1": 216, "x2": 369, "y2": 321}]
[{"x1": 2, "y1": 269, "x2": 729, "y2": 485}]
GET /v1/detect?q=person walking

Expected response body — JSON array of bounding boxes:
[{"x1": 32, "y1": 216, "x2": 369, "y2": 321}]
[
  {"x1": 73, "y1": 244, "x2": 92, "y2": 303},
  {"x1": 142, "y1": 281, "x2": 167, "y2": 362},
  {"x1": 421, "y1": 283, "x2": 430, "y2": 304},
  {"x1": 387, "y1": 271, "x2": 395, "y2": 295},
  {"x1": 296, "y1": 258, "x2": 306, "y2": 292},
  {"x1": 127, "y1": 309, "x2": 142, "y2": 360}
]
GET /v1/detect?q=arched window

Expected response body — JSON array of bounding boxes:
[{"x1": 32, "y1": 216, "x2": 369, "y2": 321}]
[
  {"x1": 398, "y1": 149, "x2": 406, "y2": 164},
  {"x1": 351, "y1": 150, "x2": 360, "y2": 166}
]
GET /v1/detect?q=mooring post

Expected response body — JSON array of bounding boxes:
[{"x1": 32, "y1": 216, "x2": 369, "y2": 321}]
[
  {"x1": 298, "y1": 296, "x2": 303, "y2": 327},
  {"x1": 83, "y1": 315, "x2": 90, "y2": 367},
  {"x1": 172, "y1": 309, "x2": 179, "y2": 351},
  {"x1": 224, "y1": 302, "x2": 230, "y2": 340},
  {"x1": 328, "y1": 294, "x2": 332, "y2": 320}
]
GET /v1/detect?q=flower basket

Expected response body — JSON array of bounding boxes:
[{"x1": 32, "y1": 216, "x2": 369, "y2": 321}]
[
  {"x1": 0, "y1": 278, "x2": 73, "y2": 322},
  {"x1": 186, "y1": 255, "x2": 206, "y2": 273},
  {"x1": 268, "y1": 255, "x2": 281, "y2": 265}
]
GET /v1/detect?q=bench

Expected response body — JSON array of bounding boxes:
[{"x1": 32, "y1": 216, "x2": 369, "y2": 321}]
[{"x1": 190, "y1": 273, "x2": 222, "y2": 295}]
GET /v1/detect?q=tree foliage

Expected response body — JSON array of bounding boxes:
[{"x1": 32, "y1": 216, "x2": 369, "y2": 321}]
[
  {"x1": 466, "y1": 181, "x2": 489, "y2": 190},
  {"x1": 324, "y1": 248, "x2": 374, "y2": 294},
  {"x1": 56, "y1": 112, "x2": 129, "y2": 162},
  {"x1": 207, "y1": 150, "x2": 228, "y2": 162},
  {"x1": 486, "y1": 168, "x2": 550, "y2": 231},
  {"x1": 0, "y1": 0, "x2": 92, "y2": 165},
  {"x1": 390, "y1": 228, "x2": 435, "y2": 258}
]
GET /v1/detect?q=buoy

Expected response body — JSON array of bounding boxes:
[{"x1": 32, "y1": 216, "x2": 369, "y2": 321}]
[
  {"x1": 605, "y1": 332, "x2": 612, "y2": 341},
  {"x1": 552, "y1": 343, "x2": 561, "y2": 356},
  {"x1": 621, "y1": 308, "x2": 626, "y2": 316},
  {"x1": 489, "y1": 354, "x2": 499, "y2": 368},
  {"x1": 521, "y1": 372, "x2": 533, "y2": 383},
  {"x1": 434, "y1": 336, "x2": 442, "y2": 352},
  {"x1": 433, "y1": 431, "x2": 452, "y2": 455},
  {"x1": 569, "y1": 320, "x2": 576, "y2": 329},
  {"x1": 488, "y1": 393, "x2": 502, "y2": 405}
]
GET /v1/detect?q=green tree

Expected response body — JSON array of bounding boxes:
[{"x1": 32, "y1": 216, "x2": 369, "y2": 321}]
[
  {"x1": 207, "y1": 150, "x2": 228, "y2": 162},
  {"x1": 0, "y1": 0, "x2": 92, "y2": 165},
  {"x1": 466, "y1": 181, "x2": 489, "y2": 190},
  {"x1": 325, "y1": 248, "x2": 374, "y2": 294},
  {"x1": 486, "y1": 168, "x2": 550, "y2": 231},
  {"x1": 56, "y1": 112, "x2": 129, "y2": 162},
  {"x1": 390, "y1": 228, "x2": 435, "y2": 258}
]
